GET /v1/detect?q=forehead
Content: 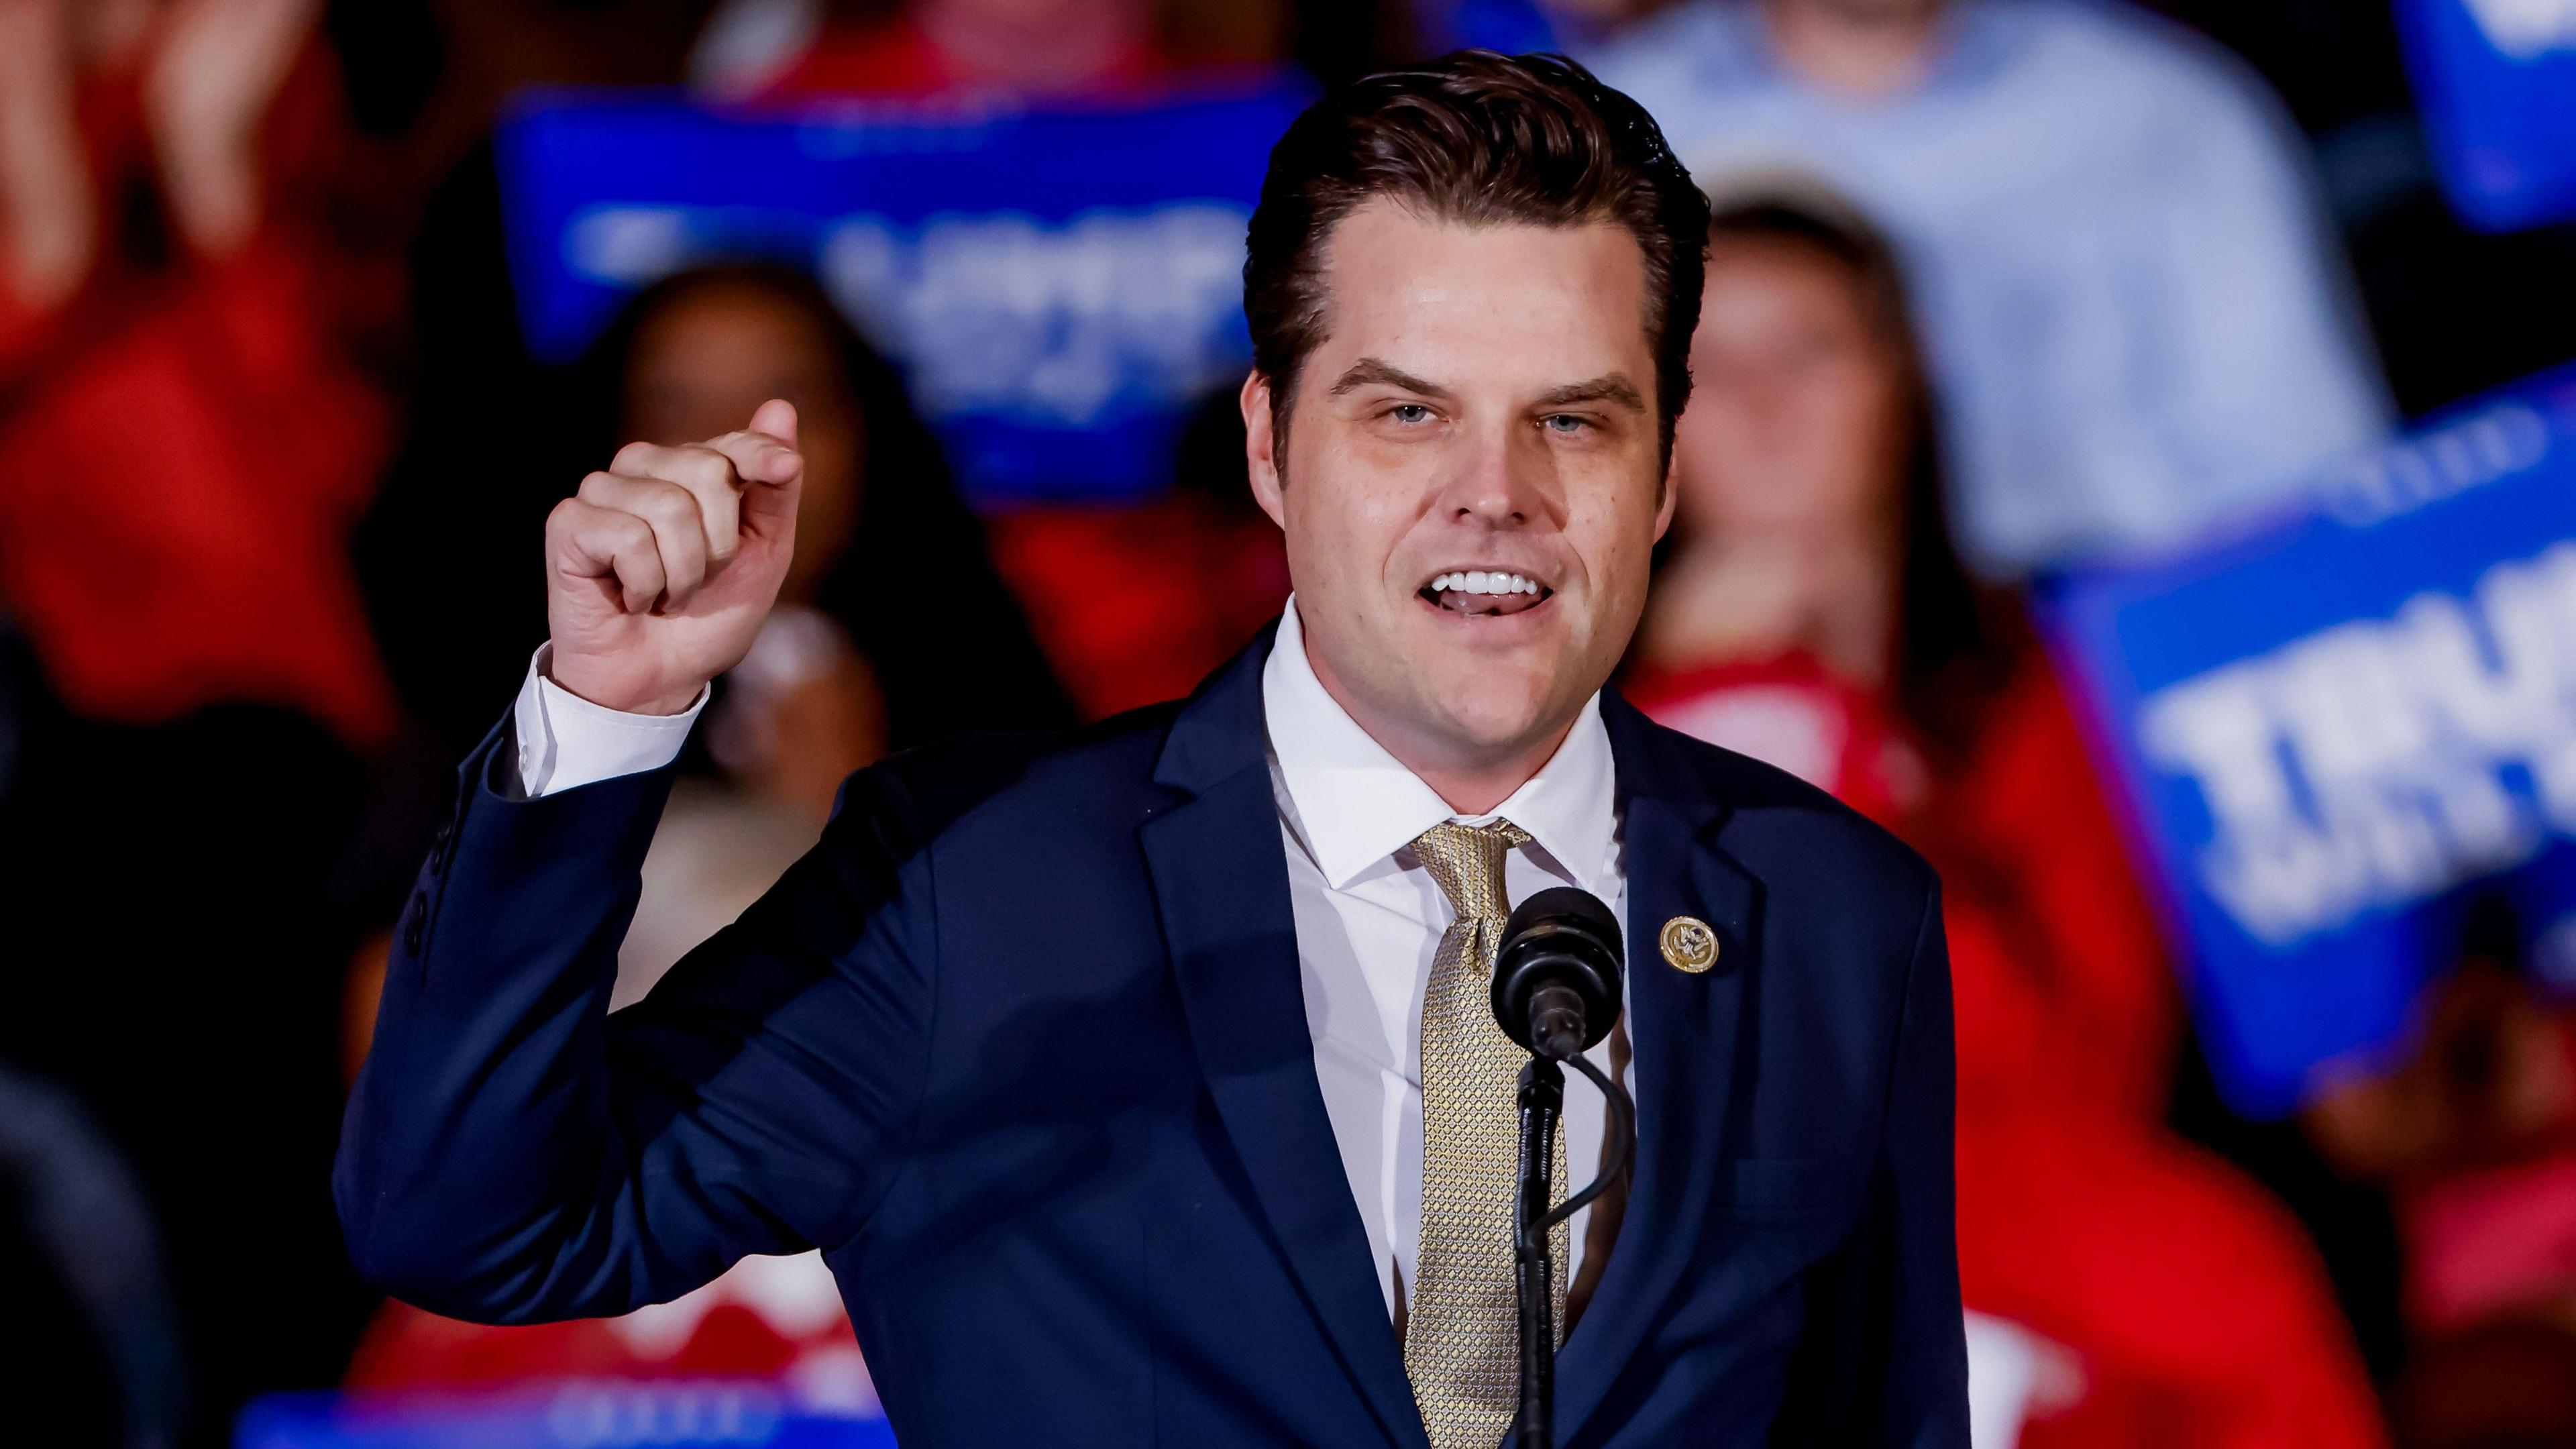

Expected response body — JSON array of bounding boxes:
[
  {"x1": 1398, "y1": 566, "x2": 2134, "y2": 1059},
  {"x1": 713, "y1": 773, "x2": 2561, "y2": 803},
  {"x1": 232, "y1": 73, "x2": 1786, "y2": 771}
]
[
  {"x1": 1307, "y1": 200, "x2": 1653, "y2": 386},
  {"x1": 1699, "y1": 240, "x2": 1869, "y2": 321},
  {"x1": 1696, "y1": 246, "x2": 1904, "y2": 383},
  {"x1": 634, "y1": 285, "x2": 831, "y2": 374}
]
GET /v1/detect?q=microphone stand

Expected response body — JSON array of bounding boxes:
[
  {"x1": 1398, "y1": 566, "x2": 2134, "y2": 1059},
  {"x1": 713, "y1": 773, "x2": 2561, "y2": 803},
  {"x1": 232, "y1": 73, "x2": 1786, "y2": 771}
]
[
  {"x1": 1513, "y1": 1060, "x2": 1566, "y2": 1448},
  {"x1": 1513, "y1": 1052, "x2": 1635, "y2": 1449}
]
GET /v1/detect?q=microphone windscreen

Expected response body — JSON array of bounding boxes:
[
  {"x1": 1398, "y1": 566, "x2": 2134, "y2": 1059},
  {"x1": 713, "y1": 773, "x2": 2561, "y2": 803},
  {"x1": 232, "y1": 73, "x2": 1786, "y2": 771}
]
[
  {"x1": 1492, "y1": 885, "x2": 1625, "y2": 1057},
  {"x1": 1503, "y1": 886, "x2": 1623, "y2": 967}
]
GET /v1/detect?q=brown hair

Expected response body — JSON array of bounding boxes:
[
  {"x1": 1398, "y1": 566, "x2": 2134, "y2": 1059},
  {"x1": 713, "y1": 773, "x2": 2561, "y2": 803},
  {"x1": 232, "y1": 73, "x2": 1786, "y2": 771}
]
[{"x1": 1242, "y1": 50, "x2": 1711, "y2": 459}]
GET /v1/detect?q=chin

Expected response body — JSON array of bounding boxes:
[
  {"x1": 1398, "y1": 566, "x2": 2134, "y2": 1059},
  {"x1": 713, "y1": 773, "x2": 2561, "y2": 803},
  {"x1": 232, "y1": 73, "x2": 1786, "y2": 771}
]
[{"x1": 1420, "y1": 669, "x2": 1565, "y2": 753}]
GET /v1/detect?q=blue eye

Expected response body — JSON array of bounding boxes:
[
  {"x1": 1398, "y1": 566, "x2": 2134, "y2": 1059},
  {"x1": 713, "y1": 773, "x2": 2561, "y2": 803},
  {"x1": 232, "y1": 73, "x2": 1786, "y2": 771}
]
[
  {"x1": 1542, "y1": 413, "x2": 1591, "y2": 434},
  {"x1": 1389, "y1": 403, "x2": 1434, "y2": 425}
]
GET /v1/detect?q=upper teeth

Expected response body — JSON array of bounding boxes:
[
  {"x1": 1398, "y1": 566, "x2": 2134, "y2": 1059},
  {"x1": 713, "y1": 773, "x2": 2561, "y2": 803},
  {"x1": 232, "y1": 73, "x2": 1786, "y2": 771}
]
[{"x1": 1432, "y1": 571, "x2": 1542, "y2": 596}]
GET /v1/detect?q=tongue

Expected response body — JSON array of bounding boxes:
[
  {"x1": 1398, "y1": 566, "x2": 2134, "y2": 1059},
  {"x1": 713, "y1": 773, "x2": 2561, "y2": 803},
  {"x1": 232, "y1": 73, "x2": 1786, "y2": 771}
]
[{"x1": 1438, "y1": 588, "x2": 1545, "y2": 616}]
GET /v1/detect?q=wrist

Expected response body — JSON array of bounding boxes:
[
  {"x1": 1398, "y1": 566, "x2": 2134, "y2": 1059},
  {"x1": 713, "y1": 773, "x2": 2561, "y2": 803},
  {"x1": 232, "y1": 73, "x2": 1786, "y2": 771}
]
[{"x1": 545, "y1": 651, "x2": 704, "y2": 718}]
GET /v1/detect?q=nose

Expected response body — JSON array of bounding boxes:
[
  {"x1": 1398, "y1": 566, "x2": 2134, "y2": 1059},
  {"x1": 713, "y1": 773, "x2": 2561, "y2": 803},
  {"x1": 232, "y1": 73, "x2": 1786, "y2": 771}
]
[{"x1": 1436, "y1": 420, "x2": 1558, "y2": 530}]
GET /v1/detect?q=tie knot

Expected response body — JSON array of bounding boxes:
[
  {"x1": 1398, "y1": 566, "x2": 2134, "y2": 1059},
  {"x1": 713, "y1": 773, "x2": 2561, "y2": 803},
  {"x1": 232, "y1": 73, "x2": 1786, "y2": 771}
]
[{"x1": 1410, "y1": 819, "x2": 1529, "y2": 924}]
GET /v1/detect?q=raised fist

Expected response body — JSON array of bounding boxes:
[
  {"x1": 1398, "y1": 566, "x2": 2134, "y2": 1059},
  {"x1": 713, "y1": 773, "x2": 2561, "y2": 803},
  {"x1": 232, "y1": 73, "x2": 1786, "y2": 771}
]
[{"x1": 543, "y1": 398, "x2": 804, "y2": 715}]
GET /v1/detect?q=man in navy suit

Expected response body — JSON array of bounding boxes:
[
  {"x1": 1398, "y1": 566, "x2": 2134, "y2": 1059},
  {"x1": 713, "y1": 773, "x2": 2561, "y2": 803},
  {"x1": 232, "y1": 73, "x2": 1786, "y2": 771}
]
[{"x1": 338, "y1": 51, "x2": 1967, "y2": 1447}]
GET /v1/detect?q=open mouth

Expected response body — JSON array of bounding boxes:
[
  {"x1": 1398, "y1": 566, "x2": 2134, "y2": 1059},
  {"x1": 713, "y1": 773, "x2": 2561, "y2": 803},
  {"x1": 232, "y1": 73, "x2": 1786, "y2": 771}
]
[{"x1": 1418, "y1": 569, "x2": 1554, "y2": 618}]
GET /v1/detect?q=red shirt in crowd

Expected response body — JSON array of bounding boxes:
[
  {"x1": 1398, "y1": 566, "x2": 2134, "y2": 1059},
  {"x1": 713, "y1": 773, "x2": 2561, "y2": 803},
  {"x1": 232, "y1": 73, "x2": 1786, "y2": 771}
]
[
  {"x1": 0, "y1": 39, "x2": 395, "y2": 746},
  {"x1": 762, "y1": 15, "x2": 1179, "y2": 103}
]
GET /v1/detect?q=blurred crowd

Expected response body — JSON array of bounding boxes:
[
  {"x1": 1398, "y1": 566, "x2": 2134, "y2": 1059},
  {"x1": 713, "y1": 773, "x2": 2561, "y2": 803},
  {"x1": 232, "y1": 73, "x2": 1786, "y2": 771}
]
[{"x1": 1, "y1": 1, "x2": 2573, "y2": 1446}]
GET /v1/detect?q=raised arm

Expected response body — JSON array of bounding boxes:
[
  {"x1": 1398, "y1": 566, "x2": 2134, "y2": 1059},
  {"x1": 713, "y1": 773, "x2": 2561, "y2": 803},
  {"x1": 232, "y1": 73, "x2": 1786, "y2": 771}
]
[
  {"x1": 335, "y1": 737, "x2": 932, "y2": 1321},
  {"x1": 334, "y1": 399, "x2": 930, "y2": 1321}
]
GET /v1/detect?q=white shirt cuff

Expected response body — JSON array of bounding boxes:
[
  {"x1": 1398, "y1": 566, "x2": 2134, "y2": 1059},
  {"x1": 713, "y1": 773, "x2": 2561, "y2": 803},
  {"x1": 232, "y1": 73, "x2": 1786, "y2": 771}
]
[{"x1": 510, "y1": 644, "x2": 706, "y2": 798}]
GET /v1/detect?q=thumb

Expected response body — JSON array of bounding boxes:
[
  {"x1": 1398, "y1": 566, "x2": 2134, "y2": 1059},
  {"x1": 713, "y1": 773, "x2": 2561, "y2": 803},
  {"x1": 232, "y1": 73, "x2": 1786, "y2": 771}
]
[
  {"x1": 739, "y1": 398, "x2": 804, "y2": 537},
  {"x1": 751, "y1": 398, "x2": 800, "y2": 453}
]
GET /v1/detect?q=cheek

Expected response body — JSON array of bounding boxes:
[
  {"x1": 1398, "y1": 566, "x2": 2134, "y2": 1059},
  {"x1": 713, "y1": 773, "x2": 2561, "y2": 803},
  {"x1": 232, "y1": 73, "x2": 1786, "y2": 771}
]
[
  {"x1": 630, "y1": 374, "x2": 769, "y2": 447},
  {"x1": 1672, "y1": 404, "x2": 1736, "y2": 494},
  {"x1": 1681, "y1": 373, "x2": 1877, "y2": 502},
  {"x1": 1809, "y1": 372, "x2": 1910, "y2": 503},
  {"x1": 798, "y1": 426, "x2": 863, "y2": 515},
  {"x1": 1564, "y1": 476, "x2": 1664, "y2": 608},
  {"x1": 1819, "y1": 368, "x2": 1894, "y2": 435},
  {"x1": 1285, "y1": 450, "x2": 1415, "y2": 585},
  {"x1": 1687, "y1": 390, "x2": 1787, "y2": 469}
]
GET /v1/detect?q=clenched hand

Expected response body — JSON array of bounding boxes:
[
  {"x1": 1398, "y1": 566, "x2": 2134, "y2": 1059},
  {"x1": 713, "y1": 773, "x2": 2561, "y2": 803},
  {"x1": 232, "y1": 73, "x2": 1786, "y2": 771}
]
[{"x1": 544, "y1": 398, "x2": 804, "y2": 715}]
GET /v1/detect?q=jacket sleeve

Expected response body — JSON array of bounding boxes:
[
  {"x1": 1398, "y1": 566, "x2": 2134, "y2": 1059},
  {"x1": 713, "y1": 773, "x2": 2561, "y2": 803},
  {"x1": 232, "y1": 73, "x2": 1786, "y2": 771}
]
[
  {"x1": 1801, "y1": 879, "x2": 1972, "y2": 1446},
  {"x1": 333, "y1": 719, "x2": 935, "y2": 1323}
]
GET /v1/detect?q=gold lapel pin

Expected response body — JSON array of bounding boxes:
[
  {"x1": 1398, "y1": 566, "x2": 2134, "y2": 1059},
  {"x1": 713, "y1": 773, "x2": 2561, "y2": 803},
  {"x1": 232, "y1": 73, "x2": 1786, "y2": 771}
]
[{"x1": 1660, "y1": 916, "x2": 1720, "y2": 973}]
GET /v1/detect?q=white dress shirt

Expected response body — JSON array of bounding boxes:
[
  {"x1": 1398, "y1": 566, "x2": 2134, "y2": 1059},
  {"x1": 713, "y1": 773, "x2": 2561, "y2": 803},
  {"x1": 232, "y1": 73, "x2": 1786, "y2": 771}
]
[
  {"x1": 510, "y1": 643, "x2": 710, "y2": 798},
  {"x1": 506, "y1": 598, "x2": 1630, "y2": 1318},
  {"x1": 1259, "y1": 600, "x2": 1629, "y2": 1313}
]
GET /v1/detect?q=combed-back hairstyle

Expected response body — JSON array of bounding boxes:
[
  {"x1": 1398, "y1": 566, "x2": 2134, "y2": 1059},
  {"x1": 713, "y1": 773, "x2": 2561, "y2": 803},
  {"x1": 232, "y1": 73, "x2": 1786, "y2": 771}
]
[{"x1": 1242, "y1": 50, "x2": 1711, "y2": 459}]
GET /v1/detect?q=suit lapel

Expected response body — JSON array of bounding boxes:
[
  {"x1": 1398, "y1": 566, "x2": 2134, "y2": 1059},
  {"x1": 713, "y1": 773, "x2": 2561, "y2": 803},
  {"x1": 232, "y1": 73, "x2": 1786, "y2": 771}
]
[
  {"x1": 1142, "y1": 632, "x2": 1429, "y2": 1449},
  {"x1": 1555, "y1": 692, "x2": 1758, "y2": 1445}
]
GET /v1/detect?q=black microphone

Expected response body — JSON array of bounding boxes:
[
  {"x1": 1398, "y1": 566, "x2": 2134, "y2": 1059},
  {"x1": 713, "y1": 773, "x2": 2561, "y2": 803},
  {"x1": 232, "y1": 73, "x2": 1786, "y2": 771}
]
[
  {"x1": 1491, "y1": 885, "x2": 1632, "y2": 1449},
  {"x1": 1491, "y1": 886, "x2": 1624, "y2": 1062}
]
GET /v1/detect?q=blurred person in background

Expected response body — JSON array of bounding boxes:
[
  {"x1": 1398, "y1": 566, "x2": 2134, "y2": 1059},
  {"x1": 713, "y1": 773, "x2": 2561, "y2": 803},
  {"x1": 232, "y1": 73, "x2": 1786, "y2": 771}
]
[
  {"x1": 343, "y1": 1, "x2": 804, "y2": 996},
  {"x1": 0, "y1": 1060, "x2": 186, "y2": 1449},
  {"x1": 1629, "y1": 192, "x2": 2384, "y2": 1447},
  {"x1": 691, "y1": 0, "x2": 1298, "y2": 718},
  {"x1": 0, "y1": 0, "x2": 395, "y2": 741},
  {"x1": 744, "y1": 0, "x2": 1179, "y2": 99},
  {"x1": 1587, "y1": 0, "x2": 2394, "y2": 575},
  {"x1": 1403, "y1": 0, "x2": 1658, "y2": 58},
  {"x1": 348, "y1": 0, "x2": 733, "y2": 768},
  {"x1": 695, "y1": 0, "x2": 1288, "y2": 105},
  {"x1": 0, "y1": 0, "x2": 398, "y2": 1438},
  {"x1": 357, "y1": 0, "x2": 1292, "y2": 733},
  {"x1": 2303, "y1": 898, "x2": 2576, "y2": 1449}
]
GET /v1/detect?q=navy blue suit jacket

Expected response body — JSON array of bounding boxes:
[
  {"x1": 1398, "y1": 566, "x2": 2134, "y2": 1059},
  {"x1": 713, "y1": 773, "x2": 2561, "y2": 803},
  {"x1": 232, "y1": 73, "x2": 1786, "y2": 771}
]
[{"x1": 337, "y1": 627, "x2": 1968, "y2": 1446}]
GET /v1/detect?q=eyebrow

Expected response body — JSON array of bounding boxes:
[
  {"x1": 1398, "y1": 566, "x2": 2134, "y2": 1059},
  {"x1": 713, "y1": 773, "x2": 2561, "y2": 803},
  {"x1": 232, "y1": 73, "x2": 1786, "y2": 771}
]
[
  {"x1": 1329, "y1": 358, "x2": 1452, "y2": 398},
  {"x1": 1536, "y1": 374, "x2": 1647, "y2": 411},
  {"x1": 1326, "y1": 360, "x2": 1650, "y2": 413}
]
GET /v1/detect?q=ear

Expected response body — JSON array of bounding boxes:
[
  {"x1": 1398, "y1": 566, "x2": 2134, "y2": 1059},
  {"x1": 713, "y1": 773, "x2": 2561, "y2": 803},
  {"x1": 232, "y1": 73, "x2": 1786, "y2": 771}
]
[
  {"x1": 1242, "y1": 370, "x2": 1287, "y2": 531},
  {"x1": 1652, "y1": 447, "x2": 1681, "y2": 543}
]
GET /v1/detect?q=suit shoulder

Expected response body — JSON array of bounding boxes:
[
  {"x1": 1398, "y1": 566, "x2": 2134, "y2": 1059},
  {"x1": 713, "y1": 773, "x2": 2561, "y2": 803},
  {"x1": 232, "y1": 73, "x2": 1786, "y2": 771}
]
[
  {"x1": 845, "y1": 698, "x2": 1185, "y2": 847},
  {"x1": 1638, "y1": 712, "x2": 1937, "y2": 905}
]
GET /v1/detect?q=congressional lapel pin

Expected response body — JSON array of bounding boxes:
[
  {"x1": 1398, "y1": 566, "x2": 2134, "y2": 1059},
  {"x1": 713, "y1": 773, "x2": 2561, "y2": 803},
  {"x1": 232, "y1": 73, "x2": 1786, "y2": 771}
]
[{"x1": 1660, "y1": 915, "x2": 1719, "y2": 974}]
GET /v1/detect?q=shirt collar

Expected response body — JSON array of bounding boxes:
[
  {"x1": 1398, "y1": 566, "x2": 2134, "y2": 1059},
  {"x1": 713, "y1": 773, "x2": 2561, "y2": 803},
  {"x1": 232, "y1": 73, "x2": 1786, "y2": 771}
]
[{"x1": 1262, "y1": 596, "x2": 1619, "y2": 895}]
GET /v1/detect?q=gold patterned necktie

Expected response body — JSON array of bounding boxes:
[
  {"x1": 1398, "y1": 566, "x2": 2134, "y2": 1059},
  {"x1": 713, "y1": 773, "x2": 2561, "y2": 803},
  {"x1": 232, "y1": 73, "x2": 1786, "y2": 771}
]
[{"x1": 1405, "y1": 819, "x2": 1568, "y2": 1449}]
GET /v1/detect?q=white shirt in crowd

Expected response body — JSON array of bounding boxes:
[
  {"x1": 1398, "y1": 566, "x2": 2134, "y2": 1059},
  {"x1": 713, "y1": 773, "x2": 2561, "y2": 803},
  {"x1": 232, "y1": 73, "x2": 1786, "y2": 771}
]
[
  {"x1": 506, "y1": 596, "x2": 1630, "y2": 1318},
  {"x1": 1589, "y1": 0, "x2": 2392, "y2": 574}
]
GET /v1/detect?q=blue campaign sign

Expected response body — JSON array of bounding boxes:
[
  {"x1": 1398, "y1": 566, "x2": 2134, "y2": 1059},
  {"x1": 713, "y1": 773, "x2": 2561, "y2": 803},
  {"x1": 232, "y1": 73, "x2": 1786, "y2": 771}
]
[
  {"x1": 2395, "y1": 0, "x2": 2576, "y2": 230},
  {"x1": 237, "y1": 1385, "x2": 899, "y2": 1449},
  {"x1": 494, "y1": 78, "x2": 1311, "y2": 504},
  {"x1": 2039, "y1": 365, "x2": 2576, "y2": 1115}
]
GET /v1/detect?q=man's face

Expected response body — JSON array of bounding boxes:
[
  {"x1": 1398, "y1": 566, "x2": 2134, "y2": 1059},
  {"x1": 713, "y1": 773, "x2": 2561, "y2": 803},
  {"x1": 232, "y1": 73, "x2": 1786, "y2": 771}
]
[
  {"x1": 1786, "y1": 0, "x2": 1948, "y2": 25},
  {"x1": 1243, "y1": 201, "x2": 1674, "y2": 775}
]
